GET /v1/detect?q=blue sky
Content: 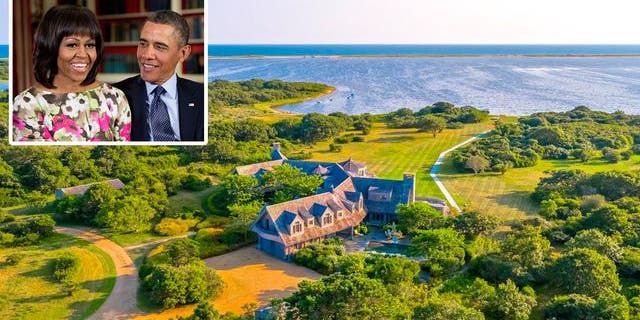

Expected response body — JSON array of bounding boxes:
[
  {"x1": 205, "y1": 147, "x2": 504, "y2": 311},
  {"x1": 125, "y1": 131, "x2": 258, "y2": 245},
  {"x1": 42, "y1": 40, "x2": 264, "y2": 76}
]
[
  {"x1": 0, "y1": 0, "x2": 7, "y2": 44},
  {"x1": 209, "y1": 0, "x2": 640, "y2": 44}
]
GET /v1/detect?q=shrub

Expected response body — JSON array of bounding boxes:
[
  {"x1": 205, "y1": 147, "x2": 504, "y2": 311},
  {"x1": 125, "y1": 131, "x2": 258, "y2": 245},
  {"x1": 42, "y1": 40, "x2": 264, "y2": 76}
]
[
  {"x1": 334, "y1": 136, "x2": 350, "y2": 144},
  {"x1": 0, "y1": 211, "x2": 16, "y2": 223},
  {"x1": 196, "y1": 216, "x2": 232, "y2": 229},
  {"x1": 293, "y1": 238, "x2": 345, "y2": 274},
  {"x1": 351, "y1": 136, "x2": 365, "y2": 142},
  {"x1": 198, "y1": 242, "x2": 230, "y2": 258},
  {"x1": 619, "y1": 247, "x2": 640, "y2": 276},
  {"x1": 155, "y1": 218, "x2": 198, "y2": 236},
  {"x1": 53, "y1": 253, "x2": 80, "y2": 282},
  {"x1": 142, "y1": 261, "x2": 224, "y2": 308},
  {"x1": 288, "y1": 151, "x2": 313, "y2": 160},
  {"x1": 329, "y1": 144, "x2": 343, "y2": 152},
  {"x1": 5, "y1": 253, "x2": 24, "y2": 265},
  {"x1": 446, "y1": 121, "x2": 464, "y2": 129},
  {"x1": 620, "y1": 150, "x2": 632, "y2": 160},
  {"x1": 354, "y1": 224, "x2": 368, "y2": 235},
  {"x1": 0, "y1": 232, "x2": 15, "y2": 246},
  {"x1": 195, "y1": 228, "x2": 224, "y2": 242},
  {"x1": 602, "y1": 147, "x2": 619, "y2": 163},
  {"x1": 632, "y1": 144, "x2": 640, "y2": 155},
  {"x1": 182, "y1": 174, "x2": 211, "y2": 191}
]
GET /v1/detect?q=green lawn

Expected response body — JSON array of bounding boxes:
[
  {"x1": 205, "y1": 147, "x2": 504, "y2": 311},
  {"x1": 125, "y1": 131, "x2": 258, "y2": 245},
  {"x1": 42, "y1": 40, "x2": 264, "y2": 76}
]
[
  {"x1": 167, "y1": 186, "x2": 216, "y2": 214},
  {"x1": 0, "y1": 233, "x2": 115, "y2": 320},
  {"x1": 305, "y1": 121, "x2": 494, "y2": 200},
  {"x1": 439, "y1": 154, "x2": 640, "y2": 222}
]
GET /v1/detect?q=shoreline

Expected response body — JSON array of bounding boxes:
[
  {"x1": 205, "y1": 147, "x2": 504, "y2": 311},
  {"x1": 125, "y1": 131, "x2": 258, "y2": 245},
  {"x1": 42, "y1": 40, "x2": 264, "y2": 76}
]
[
  {"x1": 209, "y1": 54, "x2": 640, "y2": 59},
  {"x1": 253, "y1": 87, "x2": 336, "y2": 115}
]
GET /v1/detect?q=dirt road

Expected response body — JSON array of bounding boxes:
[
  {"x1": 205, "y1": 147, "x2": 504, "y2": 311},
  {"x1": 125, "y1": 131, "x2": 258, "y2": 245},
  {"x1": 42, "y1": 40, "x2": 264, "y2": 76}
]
[{"x1": 55, "y1": 227, "x2": 142, "y2": 320}]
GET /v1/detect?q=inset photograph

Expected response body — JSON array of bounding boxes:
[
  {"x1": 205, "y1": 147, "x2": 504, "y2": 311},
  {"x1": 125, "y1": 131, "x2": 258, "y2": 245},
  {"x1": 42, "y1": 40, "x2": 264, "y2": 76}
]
[{"x1": 11, "y1": 0, "x2": 206, "y2": 144}]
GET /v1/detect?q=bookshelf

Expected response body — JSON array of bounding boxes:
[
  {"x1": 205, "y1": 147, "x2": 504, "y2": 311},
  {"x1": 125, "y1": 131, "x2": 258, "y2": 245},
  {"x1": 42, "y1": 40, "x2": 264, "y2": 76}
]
[{"x1": 92, "y1": 0, "x2": 204, "y2": 83}]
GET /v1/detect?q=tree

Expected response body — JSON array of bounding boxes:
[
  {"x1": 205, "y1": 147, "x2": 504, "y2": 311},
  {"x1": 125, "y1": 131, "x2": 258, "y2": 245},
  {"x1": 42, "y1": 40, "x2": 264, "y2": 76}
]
[
  {"x1": 283, "y1": 273, "x2": 409, "y2": 320},
  {"x1": 261, "y1": 164, "x2": 323, "y2": 203},
  {"x1": 565, "y1": 229, "x2": 623, "y2": 262},
  {"x1": 453, "y1": 210, "x2": 499, "y2": 239},
  {"x1": 499, "y1": 226, "x2": 550, "y2": 278},
  {"x1": 581, "y1": 204, "x2": 631, "y2": 236},
  {"x1": 228, "y1": 202, "x2": 261, "y2": 241},
  {"x1": 364, "y1": 255, "x2": 420, "y2": 285},
  {"x1": 551, "y1": 248, "x2": 620, "y2": 297},
  {"x1": 396, "y1": 202, "x2": 447, "y2": 235},
  {"x1": 619, "y1": 246, "x2": 640, "y2": 276},
  {"x1": 413, "y1": 298, "x2": 484, "y2": 320},
  {"x1": 82, "y1": 183, "x2": 120, "y2": 223},
  {"x1": 220, "y1": 174, "x2": 259, "y2": 206},
  {"x1": 299, "y1": 113, "x2": 345, "y2": 144},
  {"x1": 544, "y1": 294, "x2": 597, "y2": 320},
  {"x1": 465, "y1": 155, "x2": 490, "y2": 175},
  {"x1": 419, "y1": 115, "x2": 446, "y2": 137},
  {"x1": 410, "y1": 228, "x2": 466, "y2": 276},
  {"x1": 142, "y1": 261, "x2": 224, "y2": 308},
  {"x1": 485, "y1": 280, "x2": 536, "y2": 320},
  {"x1": 95, "y1": 196, "x2": 156, "y2": 233},
  {"x1": 602, "y1": 147, "x2": 620, "y2": 163}
]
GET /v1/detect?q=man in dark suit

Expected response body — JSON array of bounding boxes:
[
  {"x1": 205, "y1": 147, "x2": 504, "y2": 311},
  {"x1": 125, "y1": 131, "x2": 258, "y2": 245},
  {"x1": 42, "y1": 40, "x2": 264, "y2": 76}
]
[{"x1": 114, "y1": 10, "x2": 204, "y2": 142}]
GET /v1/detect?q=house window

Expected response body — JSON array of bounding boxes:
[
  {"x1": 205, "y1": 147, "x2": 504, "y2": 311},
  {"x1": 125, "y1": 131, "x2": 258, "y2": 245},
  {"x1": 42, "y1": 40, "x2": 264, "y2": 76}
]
[
  {"x1": 323, "y1": 215, "x2": 332, "y2": 225},
  {"x1": 308, "y1": 219, "x2": 314, "y2": 226},
  {"x1": 292, "y1": 222, "x2": 303, "y2": 234},
  {"x1": 263, "y1": 218, "x2": 270, "y2": 230},
  {"x1": 336, "y1": 211, "x2": 343, "y2": 219}
]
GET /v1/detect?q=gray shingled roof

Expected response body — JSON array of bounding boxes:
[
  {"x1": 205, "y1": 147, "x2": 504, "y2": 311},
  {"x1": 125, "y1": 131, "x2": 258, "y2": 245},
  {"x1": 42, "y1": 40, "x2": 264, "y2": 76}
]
[
  {"x1": 352, "y1": 177, "x2": 412, "y2": 214},
  {"x1": 57, "y1": 179, "x2": 125, "y2": 197}
]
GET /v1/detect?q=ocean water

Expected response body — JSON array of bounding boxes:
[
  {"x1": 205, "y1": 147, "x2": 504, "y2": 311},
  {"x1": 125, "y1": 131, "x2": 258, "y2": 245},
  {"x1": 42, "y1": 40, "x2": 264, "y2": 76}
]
[
  {"x1": 209, "y1": 56, "x2": 640, "y2": 115},
  {"x1": 0, "y1": 45, "x2": 7, "y2": 58},
  {"x1": 209, "y1": 44, "x2": 640, "y2": 57},
  {"x1": 0, "y1": 82, "x2": 7, "y2": 91}
]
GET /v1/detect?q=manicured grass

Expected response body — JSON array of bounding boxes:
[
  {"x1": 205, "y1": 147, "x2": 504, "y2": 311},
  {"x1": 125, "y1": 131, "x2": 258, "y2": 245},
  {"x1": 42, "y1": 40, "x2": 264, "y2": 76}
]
[
  {"x1": 103, "y1": 232, "x2": 168, "y2": 248},
  {"x1": 439, "y1": 154, "x2": 640, "y2": 222},
  {"x1": 0, "y1": 233, "x2": 116, "y2": 320},
  {"x1": 167, "y1": 187, "x2": 216, "y2": 214},
  {"x1": 305, "y1": 121, "x2": 494, "y2": 200}
]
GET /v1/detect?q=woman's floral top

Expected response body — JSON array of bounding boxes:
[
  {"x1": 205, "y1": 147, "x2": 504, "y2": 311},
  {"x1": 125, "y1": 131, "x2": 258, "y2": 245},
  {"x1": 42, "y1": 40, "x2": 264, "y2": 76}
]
[{"x1": 13, "y1": 83, "x2": 132, "y2": 142}]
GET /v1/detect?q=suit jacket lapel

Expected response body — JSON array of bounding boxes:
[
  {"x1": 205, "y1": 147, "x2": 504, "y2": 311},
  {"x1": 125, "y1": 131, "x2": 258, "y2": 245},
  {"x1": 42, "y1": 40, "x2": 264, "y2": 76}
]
[
  {"x1": 177, "y1": 77, "x2": 197, "y2": 140},
  {"x1": 132, "y1": 76, "x2": 151, "y2": 141}
]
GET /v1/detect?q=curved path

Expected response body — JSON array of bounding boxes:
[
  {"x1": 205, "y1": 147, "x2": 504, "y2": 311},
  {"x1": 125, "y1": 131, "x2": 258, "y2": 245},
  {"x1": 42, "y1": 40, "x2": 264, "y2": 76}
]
[
  {"x1": 429, "y1": 130, "x2": 492, "y2": 212},
  {"x1": 55, "y1": 226, "x2": 142, "y2": 320}
]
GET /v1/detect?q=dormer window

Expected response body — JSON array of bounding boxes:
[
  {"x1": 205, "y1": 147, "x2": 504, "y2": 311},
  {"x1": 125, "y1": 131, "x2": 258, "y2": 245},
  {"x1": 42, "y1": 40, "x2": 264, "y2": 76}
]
[
  {"x1": 336, "y1": 210, "x2": 343, "y2": 219},
  {"x1": 307, "y1": 218, "x2": 314, "y2": 226},
  {"x1": 262, "y1": 218, "x2": 270, "y2": 230},
  {"x1": 292, "y1": 221, "x2": 303, "y2": 234},
  {"x1": 323, "y1": 215, "x2": 332, "y2": 225}
]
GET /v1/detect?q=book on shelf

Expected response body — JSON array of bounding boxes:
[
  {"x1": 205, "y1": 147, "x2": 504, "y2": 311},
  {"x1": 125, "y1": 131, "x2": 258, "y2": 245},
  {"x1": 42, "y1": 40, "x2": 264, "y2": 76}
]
[
  {"x1": 186, "y1": 17, "x2": 203, "y2": 40},
  {"x1": 103, "y1": 54, "x2": 138, "y2": 73},
  {"x1": 183, "y1": 0, "x2": 205, "y2": 9},
  {"x1": 104, "y1": 22, "x2": 141, "y2": 42}
]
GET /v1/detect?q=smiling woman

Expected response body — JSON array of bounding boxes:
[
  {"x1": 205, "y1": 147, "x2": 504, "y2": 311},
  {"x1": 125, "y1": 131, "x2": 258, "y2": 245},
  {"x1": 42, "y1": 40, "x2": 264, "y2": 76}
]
[{"x1": 11, "y1": 5, "x2": 131, "y2": 143}]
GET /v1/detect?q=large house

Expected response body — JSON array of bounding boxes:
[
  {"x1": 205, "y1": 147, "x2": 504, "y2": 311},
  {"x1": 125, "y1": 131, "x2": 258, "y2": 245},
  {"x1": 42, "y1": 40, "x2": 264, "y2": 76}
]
[{"x1": 236, "y1": 143, "x2": 447, "y2": 260}]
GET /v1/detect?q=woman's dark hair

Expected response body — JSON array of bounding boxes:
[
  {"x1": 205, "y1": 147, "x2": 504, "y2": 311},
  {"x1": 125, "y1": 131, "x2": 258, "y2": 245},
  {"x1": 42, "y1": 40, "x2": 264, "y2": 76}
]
[{"x1": 33, "y1": 5, "x2": 103, "y2": 89}]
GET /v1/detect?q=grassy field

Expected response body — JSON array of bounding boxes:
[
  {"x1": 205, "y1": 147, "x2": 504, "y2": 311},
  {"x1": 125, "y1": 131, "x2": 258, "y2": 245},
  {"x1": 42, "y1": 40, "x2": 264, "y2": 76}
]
[
  {"x1": 212, "y1": 87, "x2": 335, "y2": 123},
  {"x1": 439, "y1": 154, "x2": 640, "y2": 222},
  {"x1": 0, "y1": 233, "x2": 116, "y2": 320},
  {"x1": 304, "y1": 121, "x2": 494, "y2": 200}
]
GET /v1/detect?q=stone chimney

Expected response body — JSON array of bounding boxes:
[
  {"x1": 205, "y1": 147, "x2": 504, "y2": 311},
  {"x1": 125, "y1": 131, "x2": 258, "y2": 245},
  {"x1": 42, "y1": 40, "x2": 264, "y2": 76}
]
[
  {"x1": 403, "y1": 173, "x2": 416, "y2": 203},
  {"x1": 270, "y1": 142, "x2": 287, "y2": 160}
]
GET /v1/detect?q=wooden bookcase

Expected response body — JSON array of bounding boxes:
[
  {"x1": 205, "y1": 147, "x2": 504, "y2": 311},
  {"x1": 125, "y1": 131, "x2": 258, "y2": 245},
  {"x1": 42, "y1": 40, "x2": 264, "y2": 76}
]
[{"x1": 91, "y1": 0, "x2": 204, "y2": 83}]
